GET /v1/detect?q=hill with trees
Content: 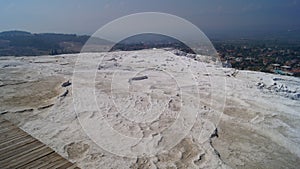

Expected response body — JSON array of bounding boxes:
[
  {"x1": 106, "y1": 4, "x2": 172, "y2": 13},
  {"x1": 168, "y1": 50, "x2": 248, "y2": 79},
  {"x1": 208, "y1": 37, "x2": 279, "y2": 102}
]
[{"x1": 0, "y1": 31, "x2": 90, "y2": 56}]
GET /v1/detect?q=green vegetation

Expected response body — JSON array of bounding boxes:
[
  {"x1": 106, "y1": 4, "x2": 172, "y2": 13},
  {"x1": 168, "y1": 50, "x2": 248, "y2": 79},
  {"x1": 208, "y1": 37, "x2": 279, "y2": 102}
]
[{"x1": 0, "y1": 31, "x2": 89, "y2": 56}]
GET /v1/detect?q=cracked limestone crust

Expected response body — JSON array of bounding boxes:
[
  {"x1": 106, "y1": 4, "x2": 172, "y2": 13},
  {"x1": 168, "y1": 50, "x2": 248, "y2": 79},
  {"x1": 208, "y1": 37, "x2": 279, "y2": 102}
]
[{"x1": 0, "y1": 49, "x2": 299, "y2": 169}]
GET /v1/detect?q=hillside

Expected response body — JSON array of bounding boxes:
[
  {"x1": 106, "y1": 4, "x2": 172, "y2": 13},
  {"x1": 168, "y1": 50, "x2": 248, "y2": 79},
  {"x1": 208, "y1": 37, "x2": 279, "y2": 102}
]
[
  {"x1": 0, "y1": 31, "x2": 111, "y2": 56},
  {"x1": 0, "y1": 31, "x2": 196, "y2": 56}
]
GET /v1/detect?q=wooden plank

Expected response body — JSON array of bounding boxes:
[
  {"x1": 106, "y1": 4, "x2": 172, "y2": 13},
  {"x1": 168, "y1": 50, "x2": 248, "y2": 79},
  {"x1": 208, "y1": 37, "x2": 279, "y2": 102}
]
[
  {"x1": 0, "y1": 117, "x2": 80, "y2": 169},
  {"x1": 0, "y1": 117, "x2": 22, "y2": 134},
  {"x1": 0, "y1": 145, "x2": 46, "y2": 168},
  {"x1": 0, "y1": 132, "x2": 30, "y2": 145},
  {"x1": 0, "y1": 135, "x2": 33, "y2": 150},
  {"x1": 36, "y1": 156, "x2": 69, "y2": 169},
  {"x1": 0, "y1": 129, "x2": 28, "y2": 143},
  {"x1": 3, "y1": 145, "x2": 53, "y2": 169},
  {"x1": 57, "y1": 162, "x2": 76, "y2": 169},
  {"x1": 0, "y1": 120, "x2": 15, "y2": 127},
  {"x1": 0, "y1": 140, "x2": 43, "y2": 161},
  {"x1": 0, "y1": 122, "x2": 16, "y2": 133},
  {"x1": 67, "y1": 165, "x2": 81, "y2": 169},
  {"x1": 0, "y1": 136, "x2": 36, "y2": 154},
  {"x1": 0, "y1": 124, "x2": 16, "y2": 133},
  {"x1": 9, "y1": 148, "x2": 54, "y2": 169},
  {"x1": 19, "y1": 152, "x2": 62, "y2": 169},
  {"x1": 45, "y1": 157, "x2": 70, "y2": 169},
  {"x1": 58, "y1": 161, "x2": 81, "y2": 169}
]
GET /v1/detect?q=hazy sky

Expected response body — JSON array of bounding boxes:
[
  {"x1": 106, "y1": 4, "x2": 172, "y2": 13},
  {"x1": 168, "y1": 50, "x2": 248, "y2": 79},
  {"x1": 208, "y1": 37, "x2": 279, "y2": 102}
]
[{"x1": 1, "y1": 0, "x2": 299, "y2": 35}]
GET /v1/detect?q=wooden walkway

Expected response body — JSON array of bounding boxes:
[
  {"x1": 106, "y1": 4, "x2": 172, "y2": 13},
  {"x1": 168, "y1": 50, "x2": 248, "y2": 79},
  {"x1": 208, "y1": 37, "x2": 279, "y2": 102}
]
[{"x1": 0, "y1": 116, "x2": 79, "y2": 169}]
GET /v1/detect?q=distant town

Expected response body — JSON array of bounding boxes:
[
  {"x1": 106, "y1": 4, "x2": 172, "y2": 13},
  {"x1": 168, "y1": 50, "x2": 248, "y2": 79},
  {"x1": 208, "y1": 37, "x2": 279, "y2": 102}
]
[{"x1": 214, "y1": 39, "x2": 300, "y2": 77}]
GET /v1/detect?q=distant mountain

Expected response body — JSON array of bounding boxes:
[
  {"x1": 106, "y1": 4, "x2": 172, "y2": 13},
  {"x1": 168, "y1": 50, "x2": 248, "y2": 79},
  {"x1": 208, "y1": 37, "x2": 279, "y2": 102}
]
[
  {"x1": 0, "y1": 31, "x2": 196, "y2": 56},
  {"x1": 0, "y1": 31, "x2": 112, "y2": 56},
  {"x1": 0, "y1": 30, "x2": 32, "y2": 36},
  {"x1": 110, "y1": 33, "x2": 195, "y2": 54},
  {"x1": 0, "y1": 31, "x2": 86, "y2": 56}
]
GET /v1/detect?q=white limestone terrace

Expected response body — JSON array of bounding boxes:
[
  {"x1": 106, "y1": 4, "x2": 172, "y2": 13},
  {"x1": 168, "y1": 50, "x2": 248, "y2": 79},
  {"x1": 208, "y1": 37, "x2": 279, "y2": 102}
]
[{"x1": 0, "y1": 49, "x2": 299, "y2": 169}]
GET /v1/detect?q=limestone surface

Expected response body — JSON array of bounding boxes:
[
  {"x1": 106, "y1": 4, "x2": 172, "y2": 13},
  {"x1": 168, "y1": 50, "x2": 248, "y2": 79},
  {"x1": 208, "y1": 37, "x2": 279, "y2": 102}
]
[{"x1": 0, "y1": 49, "x2": 299, "y2": 169}]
